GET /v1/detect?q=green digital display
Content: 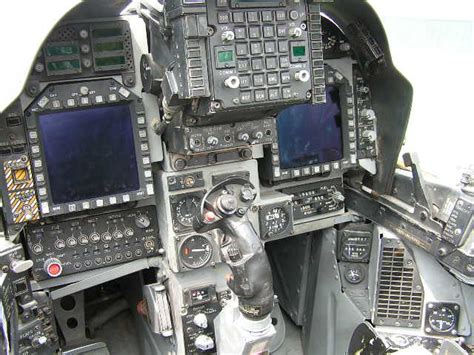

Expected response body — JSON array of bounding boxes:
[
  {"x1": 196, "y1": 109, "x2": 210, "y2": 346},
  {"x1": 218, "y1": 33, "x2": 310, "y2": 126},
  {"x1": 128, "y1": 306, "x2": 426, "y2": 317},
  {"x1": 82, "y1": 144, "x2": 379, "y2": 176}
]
[
  {"x1": 47, "y1": 59, "x2": 81, "y2": 72},
  {"x1": 292, "y1": 45, "x2": 306, "y2": 57},
  {"x1": 218, "y1": 50, "x2": 234, "y2": 63},
  {"x1": 92, "y1": 28, "x2": 123, "y2": 38},
  {"x1": 45, "y1": 44, "x2": 79, "y2": 57},
  {"x1": 95, "y1": 56, "x2": 126, "y2": 67},
  {"x1": 93, "y1": 41, "x2": 124, "y2": 52}
]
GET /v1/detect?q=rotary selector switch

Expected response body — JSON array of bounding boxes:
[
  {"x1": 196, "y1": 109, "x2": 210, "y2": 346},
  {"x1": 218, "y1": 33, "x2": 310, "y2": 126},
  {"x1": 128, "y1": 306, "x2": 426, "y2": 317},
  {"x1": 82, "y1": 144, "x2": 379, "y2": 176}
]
[
  {"x1": 362, "y1": 130, "x2": 376, "y2": 143},
  {"x1": 221, "y1": 30, "x2": 235, "y2": 42},
  {"x1": 44, "y1": 258, "x2": 63, "y2": 278},
  {"x1": 295, "y1": 70, "x2": 310, "y2": 82},
  {"x1": 195, "y1": 334, "x2": 215, "y2": 351},
  {"x1": 207, "y1": 136, "x2": 219, "y2": 147},
  {"x1": 224, "y1": 76, "x2": 240, "y2": 89},
  {"x1": 289, "y1": 27, "x2": 303, "y2": 38},
  {"x1": 193, "y1": 313, "x2": 208, "y2": 329},
  {"x1": 360, "y1": 109, "x2": 375, "y2": 121},
  {"x1": 135, "y1": 215, "x2": 151, "y2": 229}
]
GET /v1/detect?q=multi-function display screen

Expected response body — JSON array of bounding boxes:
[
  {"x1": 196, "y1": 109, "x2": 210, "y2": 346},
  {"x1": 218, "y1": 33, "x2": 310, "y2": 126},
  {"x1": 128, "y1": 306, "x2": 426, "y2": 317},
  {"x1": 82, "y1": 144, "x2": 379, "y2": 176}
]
[
  {"x1": 38, "y1": 104, "x2": 140, "y2": 204},
  {"x1": 277, "y1": 86, "x2": 343, "y2": 169}
]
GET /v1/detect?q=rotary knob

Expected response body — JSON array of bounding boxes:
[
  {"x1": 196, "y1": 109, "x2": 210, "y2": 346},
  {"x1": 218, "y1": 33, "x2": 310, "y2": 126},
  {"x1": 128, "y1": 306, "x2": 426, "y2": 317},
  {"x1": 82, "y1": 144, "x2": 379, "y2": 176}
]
[
  {"x1": 289, "y1": 27, "x2": 303, "y2": 38},
  {"x1": 295, "y1": 70, "x2": 310, "y2": 82},
  {"x1": 207, "y1": 136, "x2": 219, "y2": 147},
  {"x1": 135, "y1": 215, "x2": 151, "y2": 229},
  {"x1": 362, "y1": 130, "x2": 376, "y2": 143},
  {"x1": 331, "y1": 191, "x2": 345, "y2": 204},
  {"x1": 221, "y1": 30, "x2": 235, "y2": 42},
  {"x1": 224, "y1": 76, "x2": 240, "y2": 89},
  {"x1": 195, "y1": 334, "x2": 215, "y2": 351},
  {"x1": 360, "y1": 109, "x2": 375, "y2": 121},
  {"x1": 193, "y1": 313, "x2": 208, "y2": 329},
  {"x1": 44, "y1": 258, "x2": 62, "y2": 278}
]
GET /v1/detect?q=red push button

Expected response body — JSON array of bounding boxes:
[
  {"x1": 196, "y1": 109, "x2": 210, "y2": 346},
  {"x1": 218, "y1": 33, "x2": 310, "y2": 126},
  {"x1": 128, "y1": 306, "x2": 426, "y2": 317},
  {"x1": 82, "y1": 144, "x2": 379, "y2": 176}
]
[{"x1": 44, "y1": 258, "x2": 62, "y2": 278}]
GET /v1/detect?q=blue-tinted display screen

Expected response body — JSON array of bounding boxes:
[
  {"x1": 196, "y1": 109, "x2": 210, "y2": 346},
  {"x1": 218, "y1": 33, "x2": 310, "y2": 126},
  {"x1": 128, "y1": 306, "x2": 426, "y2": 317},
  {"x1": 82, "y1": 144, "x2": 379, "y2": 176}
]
[
  {"x1": 277, "y1": 86, "x2": 343, "y2": 169},
  {"x1": 38, "y1": 104, "x2": 140, "y2": 204}
]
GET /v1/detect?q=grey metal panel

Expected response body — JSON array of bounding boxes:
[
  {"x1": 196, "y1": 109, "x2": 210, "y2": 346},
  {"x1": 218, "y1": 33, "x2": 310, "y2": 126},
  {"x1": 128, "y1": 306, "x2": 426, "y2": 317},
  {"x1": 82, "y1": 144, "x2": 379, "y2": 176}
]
[{"x1": 303, "y1": 228, "x2": 365, "y2": 355}]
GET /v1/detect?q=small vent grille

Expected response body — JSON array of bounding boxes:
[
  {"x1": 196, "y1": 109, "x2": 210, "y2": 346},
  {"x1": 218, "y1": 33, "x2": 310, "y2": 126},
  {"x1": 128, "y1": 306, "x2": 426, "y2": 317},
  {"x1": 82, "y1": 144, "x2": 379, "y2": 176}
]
[{"x1": 375, "y1": 241, "x2": 423, "y2": 328}]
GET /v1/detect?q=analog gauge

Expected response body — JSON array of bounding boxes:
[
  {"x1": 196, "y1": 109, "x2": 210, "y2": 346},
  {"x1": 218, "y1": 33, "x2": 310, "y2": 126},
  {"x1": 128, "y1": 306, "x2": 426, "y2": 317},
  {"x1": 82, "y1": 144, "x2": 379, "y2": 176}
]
[
  {"x1": 323, "y1": 30, "x2": 337, "y2": 50},
  {"x1": 264, "y1": 207, "x2": 289, "y2": 236},
  {"x1": 428, "y1": 306, "x2": 457, "y2": 333},
  {"x1": 344, "y1": 265, "x2": 365, "y2": 284},
  {"x1": 175, "y1": 195, "x2": 201, "y2": 227},
  {"x1": 179, "y1": 235, "x2": 213, "y2": 269}
]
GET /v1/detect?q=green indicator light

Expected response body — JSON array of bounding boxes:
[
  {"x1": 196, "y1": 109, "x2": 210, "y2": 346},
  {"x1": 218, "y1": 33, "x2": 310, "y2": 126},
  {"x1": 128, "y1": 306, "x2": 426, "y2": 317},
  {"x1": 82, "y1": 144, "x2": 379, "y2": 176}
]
[
  {"x1": 47, "y1": 59, "x2": 81, "y2": 71},
  {"x1": 292, "y1": 45, "x2": 306, "y2": 57},
  {"x1": 94, "y1": 41, "x2": 125, "y2": 52},
  {"x1": 95, "y1": 56, "x2": 126, "y2": 67},
  {"x1": 218, "y1": 50, "x2": 234, "y2": 63},
  {"x1": 92, "y1": 28, "x2": 123, "y2": 38},
  {"x1": 45, "y1": 45, "x2": 79, "y2": 57}
]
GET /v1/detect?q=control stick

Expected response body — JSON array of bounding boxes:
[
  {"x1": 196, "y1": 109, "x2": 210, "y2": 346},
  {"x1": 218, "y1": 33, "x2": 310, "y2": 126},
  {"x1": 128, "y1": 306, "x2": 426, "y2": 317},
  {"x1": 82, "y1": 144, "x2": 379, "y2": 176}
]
[
  {"x1": 193, "y1": 177, "x2": 276, "y2": 353},
  {"x1": 193, "y1": 177, "x2": 274, "y2": 319}
]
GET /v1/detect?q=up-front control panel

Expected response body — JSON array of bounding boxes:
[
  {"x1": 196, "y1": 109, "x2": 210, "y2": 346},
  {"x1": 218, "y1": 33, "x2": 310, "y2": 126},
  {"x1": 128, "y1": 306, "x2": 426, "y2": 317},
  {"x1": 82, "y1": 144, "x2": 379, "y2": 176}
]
[
  {"x1": 25, "y1": 79, "x2": 154, "y2": 218},
  {"x1": 207, "y1": 0, "x2": 317, "y2": 110},
  {"x1": 26, "y1": 206, "x2": 161, "y2": 281},
  {"x1": 26, "y1": 20, "x2": 135, "y2": 90}
]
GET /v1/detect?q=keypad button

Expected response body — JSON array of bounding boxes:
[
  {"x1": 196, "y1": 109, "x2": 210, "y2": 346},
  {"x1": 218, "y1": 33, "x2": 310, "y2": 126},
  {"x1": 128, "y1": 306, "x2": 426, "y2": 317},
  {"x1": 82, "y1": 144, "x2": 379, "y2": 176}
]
[
  {"x1": 282, "y1": 87, "x2": 292, "y2": 99},
  {"x1": 255, "y1": 89, "x2": 267, "y2": 102},
  {"x1": 278, "y1": 40, "x2": 289, "y2": 52},
  {"x1": 237, "y1": 59, "x2": 250, "y2": 72},
  {"x1": 251, "y1": 58, "x2": 264, "y2": 70},
  {"x1": 277, "y1": 25, "x2": 288, "y2": 37},
  {"x1": 250, "y1": 42, "x2": 263, "y2": 55},
  {"x1": 279, "y1": 56, "x2": 290, "y2": 68},
  {"x1": 236, "y1": 43, "x2": 248, "y2": 56},
  {"x1": 253, "y1": 74, "x2": 265, "y2": 86},
  {"x1": 265, "y1": 57, "x2": 277, "y2": 70},
  {"x1": 276, "y1": 10, "x2": 286, "y2": 21},
  {"x1": 261, "y1": 11, "x2": 273, "y2": 22},
  {"x1": 269, "y1": 88, "x2": 280, "y2": 100},
  {"x1": 240, "y1": 75, "x2": 251, "y2": 88},
  {"x1": 218, "y1": 12, "x2": 229, "y2": 24},
  {"x1": 249, "y1": 26, "x2": 261, "y2": 39},
  {"x1": 264, "y1": 41, "x2": 276, "y2": 54},
  {"x1": 235, "y1": 27, "x2": 246, "y2": 39},
  {"x1": 247, "y1": 11, "x2": 259, "y2": 22},
  {"x1": 267, "y1": 73, "x2": 279, "y2": 85},
  {"x1": 263, "y1": 25, "x2": 275, "y2": 38},
  {"x1": 240, "y1": 91, "x2": 252, "y2": 103},
  {"x1": 233, "y1": 12, "x2": 244, "y2": 23},
  {"x1": 281, "y1": 71, "x2": 291, "y2": 84}
]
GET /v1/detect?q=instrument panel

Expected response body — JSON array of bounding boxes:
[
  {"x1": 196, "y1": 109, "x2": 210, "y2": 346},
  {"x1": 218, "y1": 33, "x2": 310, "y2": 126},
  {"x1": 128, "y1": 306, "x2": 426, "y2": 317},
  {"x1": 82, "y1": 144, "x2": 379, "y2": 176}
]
[{"x1": 1, "y1": 2, "x2": 472, "y2": 355}]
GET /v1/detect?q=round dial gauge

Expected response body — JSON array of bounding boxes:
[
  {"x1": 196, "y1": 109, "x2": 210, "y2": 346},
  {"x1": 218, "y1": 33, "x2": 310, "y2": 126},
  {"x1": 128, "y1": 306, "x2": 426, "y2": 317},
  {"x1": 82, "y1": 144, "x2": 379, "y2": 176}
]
[
  {"x1": 344, "y1": 265, "x2": 365, "y2": 284},
  {"x1": 428, "y1": 306, "x2": 456, "y2": 333},
  {"x1": 179, "y1": 235, "x2": 213, "y2": 269},
  {"x1": 264, "y1": 207, "x2": 289, "y2": 236},
  {"x1": 175, "y1": 196, "x2": 200, "y2": 227}
]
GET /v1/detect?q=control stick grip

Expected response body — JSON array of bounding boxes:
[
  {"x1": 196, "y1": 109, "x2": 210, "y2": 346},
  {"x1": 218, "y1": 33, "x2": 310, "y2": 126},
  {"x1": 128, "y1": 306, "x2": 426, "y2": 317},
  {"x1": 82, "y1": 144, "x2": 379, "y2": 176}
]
[{"x1": 222, "y1": 217, "x2": 274, "y2": 320}]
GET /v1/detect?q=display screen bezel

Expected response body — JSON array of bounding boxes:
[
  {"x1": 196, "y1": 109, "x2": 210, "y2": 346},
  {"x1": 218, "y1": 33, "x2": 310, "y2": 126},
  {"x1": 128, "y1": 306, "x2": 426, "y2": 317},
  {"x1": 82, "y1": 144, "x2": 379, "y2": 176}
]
[
  {"x1": 277, "y1": 86, "x2": 344, "y2": 170},
  {"x1": 37, "y1": 103, "x2": 141, "y2": 205},
  {"x1": 25, "y1": 80, "x2": 153, "y2": 217},
  {"x1": 265, "y1": 65, "x2": 355, "y2": 182}
]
